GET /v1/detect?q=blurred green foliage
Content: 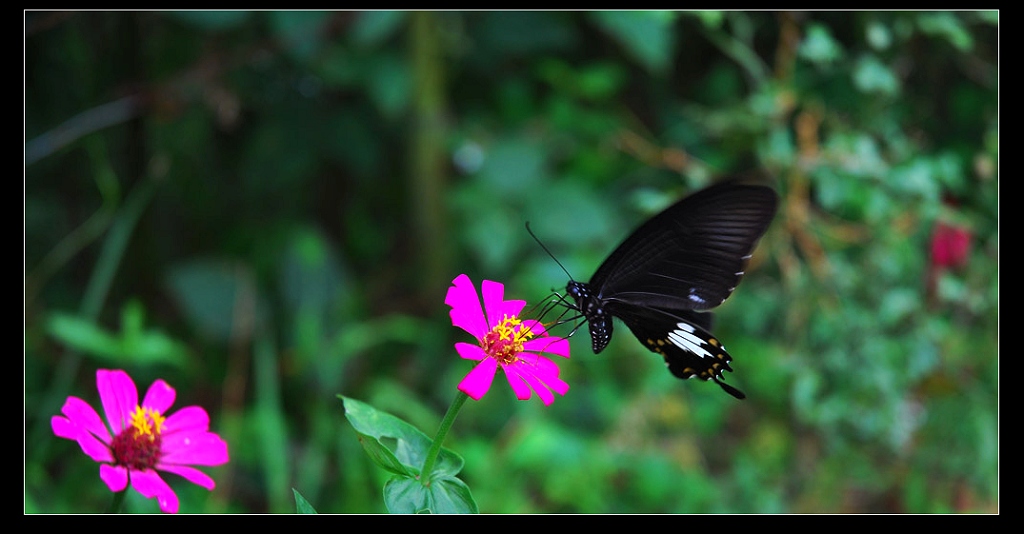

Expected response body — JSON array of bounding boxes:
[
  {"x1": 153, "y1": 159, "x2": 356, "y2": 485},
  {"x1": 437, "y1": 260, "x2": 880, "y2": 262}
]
[{"x1": 25, "y1": 10, "x2": 997, "y2": 513}]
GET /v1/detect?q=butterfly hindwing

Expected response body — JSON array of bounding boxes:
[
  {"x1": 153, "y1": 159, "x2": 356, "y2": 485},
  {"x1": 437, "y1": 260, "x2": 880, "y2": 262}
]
[{"x1": 621, "y1": 308, "x2": 746, "y2": 399}]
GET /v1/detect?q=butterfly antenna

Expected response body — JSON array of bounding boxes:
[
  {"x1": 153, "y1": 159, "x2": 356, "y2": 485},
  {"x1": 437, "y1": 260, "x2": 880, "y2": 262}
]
[
  {"x1": 524, "y1": 223, "x2": 585, "y2": 337},
  {"x1": 525, "y1": 222, "x2": 575, "y2": 281}
]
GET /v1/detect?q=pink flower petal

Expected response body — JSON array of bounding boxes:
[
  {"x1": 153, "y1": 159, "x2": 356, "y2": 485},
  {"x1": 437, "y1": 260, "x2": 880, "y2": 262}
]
[
  {"x1": 158, "y1": 464, "x2": 216, "y2": 490},
  {"x1": 98, "y1": 369, "x2": 137, "y2": 434},
  {"x1": 160, "y1": 432, "x2": 230, "y2": 466},
  {"x1": 510, "y1": 355, "x2": 569, "y2": 404},
  {"x1": 481, "y1": 281, "x2": 526, "y2": 329},
  {"x1": 445, "y1": 274, "x2": 488, "y2": 339},
  {"x1": 496, "y1": 299, "x2": 527, "y2": 327},
  {"x1": 519, "y1": 319, "x2": 548, "y2": 337},
  {"x1": 458, "y1": 357, "x2": 498, "y2": 400},
  {"x1": 500, "y1": 365, "x2": 535, "y2": 401},
  {"x1": 455, "y1": 342, "x2": 487, "y2": 362},
  {"x1": 518, "y1": 352, "x2": 562, "y2": 378},
  {"x1": 520, "y1": 371, "x2": 555, "y2": 406},
  {"x1": 53, "y1": 397, "x2": 115, "y2": 462},
  {"x1": 533, "y1": 369, "x2": 570, "y2": 397},
  {"x1": 142, "y1": 379, "x2": 176, "y2": 414},
  {"x1": 523, "y1": 336, "x2": 570, "y2": 358},
  {"x1": 51, "y1": 415, "x2": 79, "y2": 441},
  {"x1": 57, "y1": 396, "x2": 112, "y2": 444},
  {"x1": 52, "y1": 416, "x2": 114, "y2": 463},
  {"x1": 481, "y1": 279, "x2": 505, "y2": 328},
  {"x1": 100, "y1": 464, "x2": 129, "y2": 492},
  {"x1": 79, "y1": 434, "x2": 116, "y2": 463},
  {"x1": 162, "y1": 406, "x2": 211, "y2": 434},
  {"x1": 130, "y1": 469, "x2": 179, "y2": 513}
]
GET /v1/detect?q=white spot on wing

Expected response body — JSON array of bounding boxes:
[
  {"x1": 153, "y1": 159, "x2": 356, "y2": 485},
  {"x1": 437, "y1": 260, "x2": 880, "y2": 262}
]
[{"x1": 668, "y1": 322, "x2": 712, "y2": 359}]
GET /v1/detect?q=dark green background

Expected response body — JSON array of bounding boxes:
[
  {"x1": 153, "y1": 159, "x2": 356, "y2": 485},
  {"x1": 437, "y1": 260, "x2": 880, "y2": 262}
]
[{"x1": 25, "y1": 11, "x2": 998, "y2": 513}]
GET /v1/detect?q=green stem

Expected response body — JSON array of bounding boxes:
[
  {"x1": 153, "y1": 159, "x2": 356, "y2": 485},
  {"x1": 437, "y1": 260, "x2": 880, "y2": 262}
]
[
  {"x1": 106, "y1": 487, "x2": 128, "y2": 513},
  {"x1": 420, "y1": 391, "x2": 469, "y2": 485}
]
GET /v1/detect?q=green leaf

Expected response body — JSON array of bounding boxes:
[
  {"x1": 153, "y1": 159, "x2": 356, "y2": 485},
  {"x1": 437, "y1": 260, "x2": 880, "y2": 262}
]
[
  {"x1": 292, "y1": 489, "x2": 318, "y2": 514},
  {"x1": 165, "y1": 259, "x2": 268, "y2": 343},
  {"x1": 576, "y1": 62, "x2": 628, "y2": 101},
  {"x1": 537, "y1": 59, "x2": 626, "y2": 101},
  {"x1": 342, "y1": 396, "x2": 477, "y2": 513},
  {"x1": 351, "y1": 11, "x2": 407, "y2": 48},
  {"x1": 46, "y1": 313, "x2": 121, "y2": 358},
  {"x1": 477, "y1": 136, "x2": 548, "y2": 195},
  {"x1": 45, "y1": 301, "x2": 189, "y2": 367},
  {"x1": 268, "y1": 11, "x2": 331, "y2": 62},
  {"x1": 168, "y1": 11, "x2": 250, "y2": 31},
  {"x1": 590, "y1": 11, "x2": 677, "y2": 74},
  {"x1": 687, "y1": 10, "x2": 724, "y2": 28},
  {"x1": 118, "y1": 301, "x2": 190, "y2": 366},
  {"x1": 866, "y1": 20, "x2": 893, "y2": 50},
  {"x1": 977, "y1": 10, "x2": 998, "y2": 25},
  {"x1": 353, "y1": 431, "x2": 416, "y2": 477},
  {"x1": 478, "y1": 12, "x2": 576, "y2": 56},
  {"x1": 341, "y1": 396, "x2": 464, "y2": 478},
  {"x1": 853, "y1": 54, "x2": 899, "y2": 96},
  {"x1": 800, "y1": 23, "x2": 844, "y2": 64},
  {"x1": 916, "y1": 12, "x2": 973, "y2": 51},
  {"x1": 279, "y1": 227, "x2": 350, "y2": 317},
  {"x1": 366, "y1": 54, "x2": 412, "y2": 118},
  {"x1": 384, "y1": 475, "x2": 478, "y2": 514}
]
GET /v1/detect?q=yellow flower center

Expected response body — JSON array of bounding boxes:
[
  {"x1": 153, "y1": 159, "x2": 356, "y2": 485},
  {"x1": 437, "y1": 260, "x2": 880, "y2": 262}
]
[
  {"x1": 130, "y1": 406, "x2": 166, "y2": 437},
  {"x1": 111, "y1": 406, "x2": 165, "y2": 471},
  {"x1": 482, "y1": 315, "x2": 535, "y2": 365}
]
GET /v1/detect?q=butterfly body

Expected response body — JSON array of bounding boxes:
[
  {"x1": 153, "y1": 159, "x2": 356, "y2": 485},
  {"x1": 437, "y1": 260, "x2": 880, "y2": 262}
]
[{"x1": 566, "y1": 180, "x2": 778, "y2": 399}]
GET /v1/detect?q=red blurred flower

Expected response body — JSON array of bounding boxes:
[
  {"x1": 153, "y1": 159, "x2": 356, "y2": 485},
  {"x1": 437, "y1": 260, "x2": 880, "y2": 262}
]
[{"x1": 930, "y1": 221, "x2": 972, "y2": 269}]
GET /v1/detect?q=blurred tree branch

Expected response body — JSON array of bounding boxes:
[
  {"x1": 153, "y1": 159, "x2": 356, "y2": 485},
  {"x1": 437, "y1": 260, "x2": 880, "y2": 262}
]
[
  {"x1": 25, "y1": 95, "x2": 144, "y2": 166},
  {"x1": 409, "y1": 11, "x2": 450, "y2": 295}
]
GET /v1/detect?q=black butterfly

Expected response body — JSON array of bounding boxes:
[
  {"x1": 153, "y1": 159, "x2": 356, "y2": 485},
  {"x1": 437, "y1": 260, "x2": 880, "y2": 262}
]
[{"x1": 564, "y1": 180, "x2": 778, "y2": 399}]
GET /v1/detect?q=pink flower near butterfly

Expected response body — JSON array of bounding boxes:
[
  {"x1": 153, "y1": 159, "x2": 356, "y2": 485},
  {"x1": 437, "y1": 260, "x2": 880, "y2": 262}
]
[
  {"x1": 51, "y1": 369, "x2": 229, "y2": 513},
  {"x1": 446, "y1": 274, "x2": 570, "y2": 405}
]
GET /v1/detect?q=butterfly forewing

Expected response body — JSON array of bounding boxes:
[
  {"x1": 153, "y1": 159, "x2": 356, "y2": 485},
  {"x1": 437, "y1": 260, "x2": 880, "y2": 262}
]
[{"x1": 591, "y1": 182, "x2": 777, "y2": 312}]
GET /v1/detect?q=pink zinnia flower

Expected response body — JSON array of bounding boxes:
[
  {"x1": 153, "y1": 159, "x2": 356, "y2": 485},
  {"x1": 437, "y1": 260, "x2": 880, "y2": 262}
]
[
  {"x1": 51, "y1": 369, "x2": 229, "y2": 513},
  {"x1": 445, "y1": 274, "x2": 570, "y2": 405}
]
